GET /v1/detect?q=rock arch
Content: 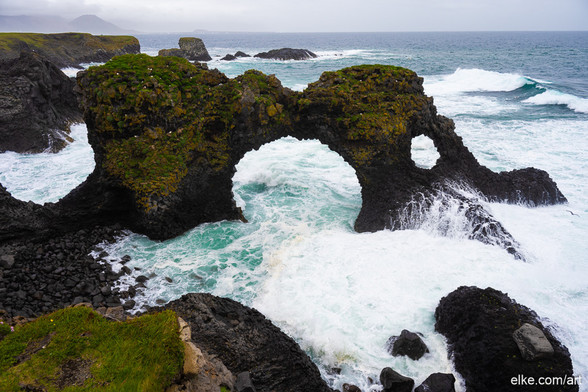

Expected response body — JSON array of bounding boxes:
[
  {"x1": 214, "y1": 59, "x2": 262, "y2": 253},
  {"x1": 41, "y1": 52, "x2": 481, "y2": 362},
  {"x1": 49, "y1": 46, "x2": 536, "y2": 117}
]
[{"x1": 0, "y1": 55, "x2": 566, "y2": 256}]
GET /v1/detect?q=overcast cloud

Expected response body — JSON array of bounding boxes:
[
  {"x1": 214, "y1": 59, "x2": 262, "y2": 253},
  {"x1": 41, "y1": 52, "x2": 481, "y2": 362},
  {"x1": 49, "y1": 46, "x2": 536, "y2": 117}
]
[{"x1": 1, "y1": 0, "x2": 587, "y2": 32}]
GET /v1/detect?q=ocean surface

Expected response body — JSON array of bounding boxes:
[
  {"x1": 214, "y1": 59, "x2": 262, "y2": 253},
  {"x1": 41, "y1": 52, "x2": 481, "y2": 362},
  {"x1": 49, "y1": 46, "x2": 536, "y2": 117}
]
[{"x1": 2, "y1": 31, "x2": 588, "y2": 391}]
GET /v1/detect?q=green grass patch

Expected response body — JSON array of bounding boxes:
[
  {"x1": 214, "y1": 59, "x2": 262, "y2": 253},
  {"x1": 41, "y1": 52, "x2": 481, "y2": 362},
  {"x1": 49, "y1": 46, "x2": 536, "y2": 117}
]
[{"x1": 0, "y1": 307, "x2": 183, "y2": 391}]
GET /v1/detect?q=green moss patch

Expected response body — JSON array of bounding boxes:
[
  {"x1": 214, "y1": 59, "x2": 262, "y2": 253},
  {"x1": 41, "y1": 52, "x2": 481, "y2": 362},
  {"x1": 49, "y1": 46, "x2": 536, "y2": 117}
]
[
  {"x1": 82, "y1": 55, "x2": 291, "y2": 210},
  {"x1": 0, "y1": 33, "x2": 138, "y2": 58},
  {"x1": 0, "y1": 307, "x2": 183, "y2": 391},
  {"x1": 302, "y1": 64, "x2": 430, "y2": 166}
]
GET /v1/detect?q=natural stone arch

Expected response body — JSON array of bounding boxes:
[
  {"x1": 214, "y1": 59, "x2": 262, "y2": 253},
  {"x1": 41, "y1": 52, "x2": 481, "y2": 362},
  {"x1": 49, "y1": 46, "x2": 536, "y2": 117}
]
[
  {"x1": 0, "y1": 55, "x2": 566, "y2": 257},
  {"x1": 232, "y1": 135, "x2": 362, "y2": 226}
]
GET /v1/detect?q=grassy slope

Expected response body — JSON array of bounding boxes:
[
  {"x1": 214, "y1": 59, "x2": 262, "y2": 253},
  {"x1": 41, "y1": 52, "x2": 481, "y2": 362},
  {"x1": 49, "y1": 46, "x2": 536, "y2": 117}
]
[{"x1": 0, "y1": 307, "x2": 183, "y2": 391}]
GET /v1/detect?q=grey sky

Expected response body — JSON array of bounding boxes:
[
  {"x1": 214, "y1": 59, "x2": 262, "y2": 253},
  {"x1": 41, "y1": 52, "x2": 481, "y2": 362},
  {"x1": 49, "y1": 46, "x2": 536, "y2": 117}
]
[{"x1": 1, "y1": 0, "x2": 587, "y2": 32}]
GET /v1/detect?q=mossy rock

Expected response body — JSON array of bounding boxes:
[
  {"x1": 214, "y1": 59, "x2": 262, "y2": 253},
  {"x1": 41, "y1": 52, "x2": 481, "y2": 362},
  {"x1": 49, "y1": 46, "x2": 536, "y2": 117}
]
[{"x1": 0, "y1": 307, "x2": 183, "y2": 391}]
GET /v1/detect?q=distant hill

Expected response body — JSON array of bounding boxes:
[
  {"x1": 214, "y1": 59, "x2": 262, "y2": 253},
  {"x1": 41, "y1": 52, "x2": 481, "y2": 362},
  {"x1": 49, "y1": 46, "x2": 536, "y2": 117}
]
[
  {"x1": 68, "y1": 15, "x2": 131, "y2": 35},
  {"x1": 0, "y1": 14, "x2": 138, "y2": 34}
]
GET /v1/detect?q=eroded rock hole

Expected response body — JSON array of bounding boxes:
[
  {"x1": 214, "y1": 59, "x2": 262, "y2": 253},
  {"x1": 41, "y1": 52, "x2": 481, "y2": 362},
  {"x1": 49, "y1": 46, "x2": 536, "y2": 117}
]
[
  {"x1": 231, "y1": 137, "x2": 361, "y2": 227},
  {"x1": 411, "y1": 135, "x2": 440, "y2": 169}
]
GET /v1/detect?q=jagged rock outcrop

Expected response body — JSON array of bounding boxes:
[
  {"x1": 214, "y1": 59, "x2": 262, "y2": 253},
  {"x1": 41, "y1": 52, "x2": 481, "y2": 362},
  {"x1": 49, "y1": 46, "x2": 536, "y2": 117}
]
[
  {"x1": 158, "y1": 37, "x2": 212, "y2": 62},
  {"x1": 0, "y1": 51, "x2": 82, "y2": 153},
  {"x1": 0, "y1": 32, "x2": 140, "y2": 68},
  {"x1": 165, "y1": 293, "x2": 334, "y2": 392},
  {"x1": 254, "y1": 47, "x2": 317, "y2": 60},
  {"x1": 0, "y1": 55, "x2": 566, "y2": 255},
  {"x1": 435, "y1": 286, "x2": 577, "y2": 392}
]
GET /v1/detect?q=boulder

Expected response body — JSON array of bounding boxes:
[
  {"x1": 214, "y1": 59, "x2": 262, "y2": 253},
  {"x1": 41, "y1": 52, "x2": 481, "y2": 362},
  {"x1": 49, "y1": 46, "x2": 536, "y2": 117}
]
[
  {"x1": 414, "y1": 373, "x2": 456, "y2": 392},
  {"x1": 513, "y1": 323, "x2": 555, "y2": 360},
  {"x1": 235, "y1": 51, "x2": 250, "y2": 57},
  {"x1": 254, "y1": 48, "x2": 317, "y2": 60},
  {"x1": 0, "y1": 57, "x2": 566, "y2": 256},
  {"x1": 435, "y1": 286, "x2": 577, "y2": 392},
  {"x1": 165, "y1": 293, "x2": 333, "y2": 392},
  {"x1": 235, "y1": 371, "x2": 257, "y2": 392},
  {"x1": 379, "y1": 367, "x2": 414, "y2": 392},
  {"x1": 0, "y1": 51, "x2": 82, "y2": 153},
  {"x1": 178, "y1": 37, "x2": 212, "y2": 61},
  {"x1": 0, "y1": 32, "x2": 140, "y2": 68},
  {"x1": 386, "y1": 329, "x2": 429, "y2": 360}
]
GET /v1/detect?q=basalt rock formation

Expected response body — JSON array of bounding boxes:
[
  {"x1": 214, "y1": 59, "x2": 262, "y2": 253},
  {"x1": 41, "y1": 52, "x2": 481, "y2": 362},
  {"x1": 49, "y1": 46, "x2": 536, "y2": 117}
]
[
  {"x1": 0, "y1": 55, "x2": 566, "y2": 255},
  {"x1": 435, "y1": 286, "x2": 577, "y2": 392},
  {"x1": 0, "y1": 32, "x2": 140, "y2": 68},
  {"x1": 254, "y1": 47, "x2": 317, "y2": 60},
  {"x1": 158, "y1": 37, "x2": 212, "y2": 62},
  {"x1": 165, "y1": 293, "x2": 334, "y2": 392},
  {"x1": 0, "y1": 51, "x2": 82, "y2": 153}
]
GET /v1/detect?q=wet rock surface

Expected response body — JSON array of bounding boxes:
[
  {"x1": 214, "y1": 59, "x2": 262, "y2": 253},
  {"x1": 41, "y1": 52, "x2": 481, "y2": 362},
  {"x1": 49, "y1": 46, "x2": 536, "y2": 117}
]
[
  {"x1": 165, "y1": 293, "x2": 334, "y2": 392},
  {"x1": 0, "y1": 51, "x2": 82, "y2": 153},
  {"x1": 435, "y1": 286, "x2": 577, "y2": 392}
]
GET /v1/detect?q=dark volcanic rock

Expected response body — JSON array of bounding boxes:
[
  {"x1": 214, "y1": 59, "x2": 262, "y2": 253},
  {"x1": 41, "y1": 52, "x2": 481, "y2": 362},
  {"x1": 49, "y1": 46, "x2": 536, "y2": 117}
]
[
  {"x1": 234, "y1": 51, "x2": 250, "y2": 58},
  {"x1": 165, "y1": 293, "x2": 333, "y2": 392},
  {"x1": 386, "y1": 329, "x2": 429, "y2": 360},
  {"x1": 254, "y1": 47, "x2": 317, "y2": 60},
  {"x1": 435, "y1": 286, "x2": 577, "y2": 392},
  {"x1": 179, "y1": 37, "x2": 212, "y2": 61},
  {"x1": 0, "y1": 32, "x2": 140, "y2": 68},
  {"x1": 0, "y1": 225, "x2": 123, "y2": 319},
  {"x1": 414, "y1": 373, "x2": 456, "y2": 392},
  {"x1": 221, "y1": 54, "x2": 237, "y2": 61},
  {"x1": 158, "y1": 37, "x2": 212, "y2": 62},
  {"x1": 380, "y1": 367, "x2": 414, "y2": 392},
  {"x1": 0, "y1": 51, "x2": 82, "y2": 153},
  {"x1": 0, "y1": 58, "x2": 566, "y2": 255},
  {"x1": 157, "y1": 48, "x2": 185, "y2": 58}
]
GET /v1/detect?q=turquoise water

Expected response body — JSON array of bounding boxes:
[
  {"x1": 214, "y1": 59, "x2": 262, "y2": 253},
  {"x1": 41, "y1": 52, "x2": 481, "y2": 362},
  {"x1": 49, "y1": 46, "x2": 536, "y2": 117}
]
[{"x1": 2, "y1": 32, "x2": 588, "y2": 391}]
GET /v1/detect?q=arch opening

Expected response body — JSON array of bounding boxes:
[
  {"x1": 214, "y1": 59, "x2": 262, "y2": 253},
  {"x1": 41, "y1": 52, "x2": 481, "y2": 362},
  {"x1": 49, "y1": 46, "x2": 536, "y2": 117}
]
[
  {"x1": 232, "y1": 136, "x2": 362, "y2": 232},
  {"x1": 410, "y1": 134, "x2": 441, "y2": 169}
]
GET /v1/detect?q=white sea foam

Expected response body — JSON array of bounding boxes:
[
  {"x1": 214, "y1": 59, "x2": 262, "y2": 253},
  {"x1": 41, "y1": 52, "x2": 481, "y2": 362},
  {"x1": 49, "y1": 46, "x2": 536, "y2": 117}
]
[
  {"x1": 523, "y1": 90, "x2": 588, "y2": 114},
  {"x1": 60, "y1": 67, "x2": 82, "y2": 78},
  {"x1": 410, "y1": 135, "x2": 439, "y2": 169},
  {"x1": 0, "y1": 124, "x2": 94, "y2": 203},
  {"x1": 424, "y1": 68, "x2": 532, "y2": 96}
]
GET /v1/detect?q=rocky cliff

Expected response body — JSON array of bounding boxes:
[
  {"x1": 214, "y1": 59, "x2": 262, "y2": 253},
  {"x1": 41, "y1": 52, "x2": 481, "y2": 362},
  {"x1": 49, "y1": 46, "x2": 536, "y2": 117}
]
[
  {"x1": 0, "y1": 51, "x2": 82, "y2": 153},
  {"x1": 0, "y1": 55, "x2": 566, "y2": 256},
  {"x1": 0, "y1": 32, "x2": 140, "y2": 68}
]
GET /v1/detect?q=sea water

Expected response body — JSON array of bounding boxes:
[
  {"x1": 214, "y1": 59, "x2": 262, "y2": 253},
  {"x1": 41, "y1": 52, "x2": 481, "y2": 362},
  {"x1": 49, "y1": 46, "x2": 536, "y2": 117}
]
[{"x1": 1, "y1": 32, "x2": 587, "y2": 391}]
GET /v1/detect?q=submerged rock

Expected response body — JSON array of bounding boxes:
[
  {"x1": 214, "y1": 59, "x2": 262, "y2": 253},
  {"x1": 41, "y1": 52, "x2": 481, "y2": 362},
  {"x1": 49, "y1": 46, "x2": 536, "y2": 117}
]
[
  {"x1": 254, "y1": 47, "x2": 317, "y2": 60},
  {"x1": 0, "y1": 51, "x2": 82, "y2": 153},
  {"x1": 435, "y1": 286, "x2": 577, "y2": 392},
  {"x1": 0, "y1": 56, "x2": 566, "y2": 255},
  {"x1": 165, "y1": 293, "x2": 333, "y2": 392}
]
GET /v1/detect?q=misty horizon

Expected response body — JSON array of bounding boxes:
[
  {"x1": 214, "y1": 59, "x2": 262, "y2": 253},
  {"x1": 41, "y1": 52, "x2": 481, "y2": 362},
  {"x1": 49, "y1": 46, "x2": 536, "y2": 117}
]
[{"x1": 0, "y1": 0, "x2": 586, "y2": 34}]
